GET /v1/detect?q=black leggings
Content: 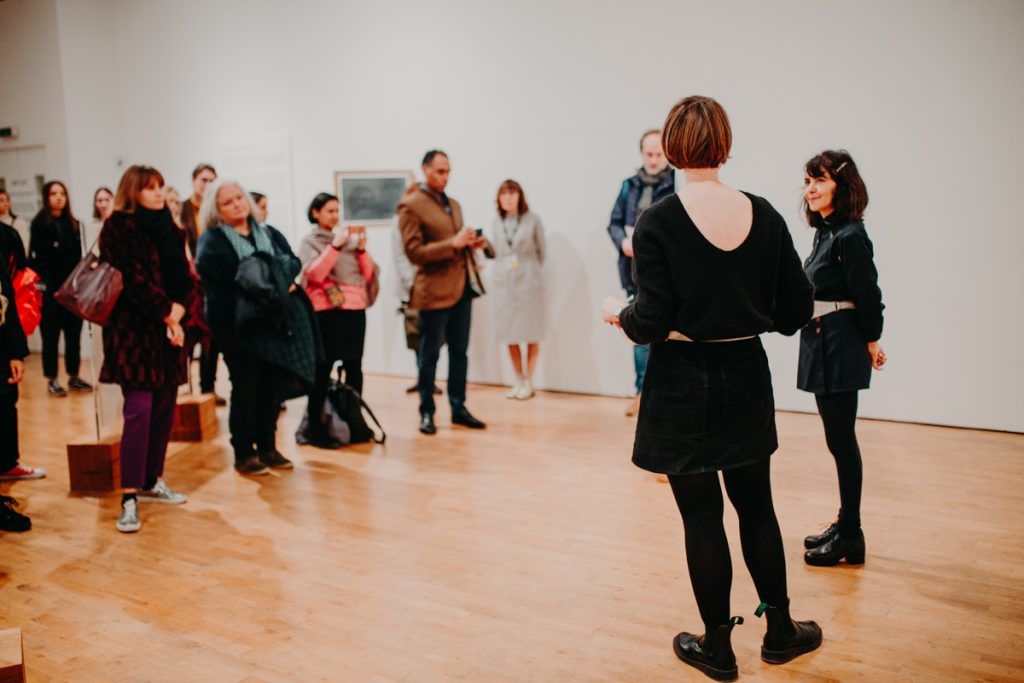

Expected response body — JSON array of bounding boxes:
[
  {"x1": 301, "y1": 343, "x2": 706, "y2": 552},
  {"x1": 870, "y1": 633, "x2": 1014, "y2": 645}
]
[
  {"x1": 815, "y1": 391, "x2": 863, "y2": 537},
  {"x1": 667, "y1": 458, "x2": 788, "y2": 631}
]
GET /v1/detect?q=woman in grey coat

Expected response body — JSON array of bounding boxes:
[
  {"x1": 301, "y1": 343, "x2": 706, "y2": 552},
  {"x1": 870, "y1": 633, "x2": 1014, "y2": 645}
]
[{"x1": 487, "y1": 180, "x2": 545, "y2": 399}]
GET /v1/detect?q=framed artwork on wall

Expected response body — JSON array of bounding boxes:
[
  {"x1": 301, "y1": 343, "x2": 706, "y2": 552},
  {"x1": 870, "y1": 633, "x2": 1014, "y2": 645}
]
[{"x1": 333, "y1": 170, "x2": 414, "y2": 227}]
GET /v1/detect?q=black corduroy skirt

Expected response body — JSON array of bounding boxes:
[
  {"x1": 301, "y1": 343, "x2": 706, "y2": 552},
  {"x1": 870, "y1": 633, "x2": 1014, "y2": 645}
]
[
  {"x1": 796, "y1": 309, "x2": 872, "y2": 395},
  {"x1": 631, "y1": 337, "x2": 778, "y2": 476}
]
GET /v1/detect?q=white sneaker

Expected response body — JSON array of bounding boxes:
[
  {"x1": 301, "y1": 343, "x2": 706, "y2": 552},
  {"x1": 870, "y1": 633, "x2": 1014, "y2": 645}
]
[
  {"x1": 506, "y1": 381, "x2": 523, "y2": 399},
  {"x1": 137, "y1": 480, "x2": 188, "y2": 505},
  {"x1": 116, "y1": 499, "x2": 141, "y2": 533},
  {"x1": 516, "y1": 380, "x2": 535, "y2": 400}
]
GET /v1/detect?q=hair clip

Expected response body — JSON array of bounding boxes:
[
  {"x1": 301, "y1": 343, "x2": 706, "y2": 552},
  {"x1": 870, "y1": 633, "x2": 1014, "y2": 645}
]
[{"x1": 835, "y1": 161, "x2": 848, "y2": 173}]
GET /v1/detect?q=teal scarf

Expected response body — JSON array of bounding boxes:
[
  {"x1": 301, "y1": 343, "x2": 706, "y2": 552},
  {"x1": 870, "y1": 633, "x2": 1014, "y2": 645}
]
[{"x1": 215, "y1": 220, "x2": 274, "y2": 259}]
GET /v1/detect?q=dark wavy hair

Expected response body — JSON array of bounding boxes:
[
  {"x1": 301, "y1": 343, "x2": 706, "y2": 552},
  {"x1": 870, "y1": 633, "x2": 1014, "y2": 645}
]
[
  {"x1": 38, "y1": 180, "x2": 78, "y2": 227},
  {"x1": 307, "y1": 192, "x2": 338, "y2": 224},
  {"x1": 802, "y1": 150, "x2": 868, "y2": 228}
]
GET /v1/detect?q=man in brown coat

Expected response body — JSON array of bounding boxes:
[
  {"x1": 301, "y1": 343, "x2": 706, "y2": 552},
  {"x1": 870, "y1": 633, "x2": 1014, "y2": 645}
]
[{"x1": 399, "y1": 150, "x2": 492, "y2": 435}]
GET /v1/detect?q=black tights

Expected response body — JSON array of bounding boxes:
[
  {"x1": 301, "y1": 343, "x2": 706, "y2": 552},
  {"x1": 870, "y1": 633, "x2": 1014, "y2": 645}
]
[
  {"x1": 667, "y1": 459, "x2": 788, "y2": 632},
  {"x1": 815, "y1": 391, "x2": 863, "y2": 538}
]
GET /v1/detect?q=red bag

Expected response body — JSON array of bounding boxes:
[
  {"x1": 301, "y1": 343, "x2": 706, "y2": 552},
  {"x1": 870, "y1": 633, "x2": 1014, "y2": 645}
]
[{"x1": 12, "y1": 267, "x2": 42, "y2": 336}]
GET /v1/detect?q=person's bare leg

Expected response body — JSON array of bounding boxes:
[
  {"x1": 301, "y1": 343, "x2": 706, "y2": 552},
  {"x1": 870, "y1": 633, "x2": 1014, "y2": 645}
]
[{"x1": 506, "y1": 345, "x2": 524, "y2": 398}]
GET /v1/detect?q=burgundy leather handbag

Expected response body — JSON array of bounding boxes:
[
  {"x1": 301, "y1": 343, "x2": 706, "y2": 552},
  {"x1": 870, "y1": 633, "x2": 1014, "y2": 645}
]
[{"x1": 54, "y1": 241, "x2": 123, "y2": 326}]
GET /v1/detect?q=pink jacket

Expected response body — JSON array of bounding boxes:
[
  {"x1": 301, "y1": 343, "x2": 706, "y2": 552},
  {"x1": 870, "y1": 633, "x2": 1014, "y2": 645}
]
[{"x1": 303, "y1": 245, "x2": 376, "y2": 312}]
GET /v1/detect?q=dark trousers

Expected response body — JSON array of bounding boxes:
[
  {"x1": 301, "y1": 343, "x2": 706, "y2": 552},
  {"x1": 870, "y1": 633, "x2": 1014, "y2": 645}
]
[
  {"x1": 199, "y1": 340, "x2": 221, "y2": 394},
  {"x1": 0, "y1": 388, "x2": 19, "y2": 472},
  {"x1": 119, "y1": 383, "x2": 177, "y2": 489},
  {"x1": 667, "y1": 459, "x2": 789, "y2": 631},
  {"x1": 223, "y1": 346, "x2": 279, "y2": 461},
  {"x1": 418, "y1": 291, "x2": 472, "y2": 415},
  {"x1": 815, "y1": 391, "x2": 863, "y2": 537},
  {"x1": 40, "y1": 293, "x2": 83, "y2": 378},
  {"x1": 306, "y1": 309, "x2": 366, "y2": 439}
]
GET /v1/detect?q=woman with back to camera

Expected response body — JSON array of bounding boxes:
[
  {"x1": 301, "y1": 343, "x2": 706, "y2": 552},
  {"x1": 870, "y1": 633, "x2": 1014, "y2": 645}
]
[
  {"x1": 298, "y1": 192, "x2": 377, "y2": 446},
  {"x1": 798, "y1": 150, "x2": 885, "y2": 567},
  {"x1": 99, "y1": 165, "x2": 193, "y2": 533},
  {"x1": 487, "y1": 179, "x2": 546, "y2": 399},
  {"x1": 28, "y1": 180, "x2": 91, "y2": 396},
  {"x1": 602, "y1": 96, "x2": 821, "y2": 681},
  {"x1": 195, "y1": 179, "x2": 306, "y2": 475}
]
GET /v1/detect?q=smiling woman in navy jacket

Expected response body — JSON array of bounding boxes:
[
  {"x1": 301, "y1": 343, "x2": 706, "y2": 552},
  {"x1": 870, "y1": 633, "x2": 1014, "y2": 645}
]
[{"x1": 798, "y1": 150, "x2": 886, "y2": 568}]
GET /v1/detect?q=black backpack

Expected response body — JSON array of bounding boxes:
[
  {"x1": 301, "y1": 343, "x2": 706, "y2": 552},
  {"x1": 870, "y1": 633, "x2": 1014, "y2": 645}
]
[{"x1": 327, "y1": 375, "x2": 385, "y2": 444}]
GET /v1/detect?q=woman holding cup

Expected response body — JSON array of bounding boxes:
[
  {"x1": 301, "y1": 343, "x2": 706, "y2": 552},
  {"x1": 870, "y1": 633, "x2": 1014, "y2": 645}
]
[{"x1": 298, "y1": 192, "x2": 377, "y2": 446}]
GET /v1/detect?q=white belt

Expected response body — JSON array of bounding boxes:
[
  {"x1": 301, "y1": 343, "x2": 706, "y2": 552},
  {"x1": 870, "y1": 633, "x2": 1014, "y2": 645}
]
[
  {"x1": 812, "y1": 300, "x2": 856, "y2": 318},
  {"x1": 667, "y1": 331, "x2": 757, "y2": 343}
]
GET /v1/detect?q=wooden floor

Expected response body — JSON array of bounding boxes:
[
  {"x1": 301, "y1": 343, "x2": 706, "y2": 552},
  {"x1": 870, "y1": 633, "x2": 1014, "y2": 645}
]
[{"x1": 2, "y1": 354, "x2": 1023, "y2": 682}]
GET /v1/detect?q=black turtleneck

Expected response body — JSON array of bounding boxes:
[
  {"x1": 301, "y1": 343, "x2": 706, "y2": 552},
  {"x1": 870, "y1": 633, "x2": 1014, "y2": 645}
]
[
  {"x1": 136, "y1": 207, "x2": 190, "y2": 304},
  {"x1": 802, "y1": 216, "x2": 884, "y2": 342}
]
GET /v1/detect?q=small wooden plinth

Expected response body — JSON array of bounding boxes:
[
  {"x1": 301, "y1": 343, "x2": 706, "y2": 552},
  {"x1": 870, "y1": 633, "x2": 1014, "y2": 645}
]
[
  {"x1": 0, "y1": 627, "x2": 26, "y2": 683},
  {"x1": 67, "y1": 437, "x2": 121, "y2": 493},
  {"x1": 170, "y1": 394, "x2": 218, "y2": 442}
]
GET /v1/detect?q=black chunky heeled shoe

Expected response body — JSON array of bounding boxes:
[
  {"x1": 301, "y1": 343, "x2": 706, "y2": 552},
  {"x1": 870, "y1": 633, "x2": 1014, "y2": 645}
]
[
  {"x1": 804, "y1": 532, "x2": 865, "y2": 566},
  {"x1": 757, "y1": 599, "x2": 822, "y2": 664},
  {"x1": 672, "y1": 616, "x2": 743, "y2": 681},
  {"x1": 803, "y1": 520, "x2": 839, "y2": 549}
]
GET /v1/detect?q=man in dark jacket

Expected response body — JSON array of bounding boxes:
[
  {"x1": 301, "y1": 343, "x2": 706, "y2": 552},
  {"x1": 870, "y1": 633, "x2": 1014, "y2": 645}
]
[{"x1": 606, "y1": 129, "x2": 675, "y2": 416}]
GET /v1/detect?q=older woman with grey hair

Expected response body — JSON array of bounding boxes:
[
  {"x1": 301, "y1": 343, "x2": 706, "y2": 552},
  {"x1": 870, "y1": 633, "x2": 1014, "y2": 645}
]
[{"x1": 195, "y1": 179, "x2": 318, "y2": 475}]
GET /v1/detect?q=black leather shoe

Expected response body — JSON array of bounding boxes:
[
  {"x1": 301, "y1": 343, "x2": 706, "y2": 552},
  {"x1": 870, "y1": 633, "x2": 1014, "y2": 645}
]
[
  {"x1": 804, "y1": 532, "x2": 865, "y2": 566},
  {"x1": 804, "y1": 520, "x2": 839, "y2": 549},
  {"x1": 452, "y1": 409, "x2": 486, "y2": 429},
  {"x1": 758, "y1": 599, "x2": 823, "y2": 664},
  {"x1": 234, "y1": 455, "x2": 270, "y2": 476},
  {"x1": 673, "y1": 617, "x2": 742, "y2": 681},
  {"x1": 258, "y1": 449, "x2": 294, "y2": 470},
  {"x1": 419, "y1": 413, "x2": 437, "y2": 435}
]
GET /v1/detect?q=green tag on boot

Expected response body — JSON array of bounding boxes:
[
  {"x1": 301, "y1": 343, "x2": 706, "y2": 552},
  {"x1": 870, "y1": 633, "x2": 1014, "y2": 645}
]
[{"x1": 755, "y1": 602, "x2": 769, "y2": 617}]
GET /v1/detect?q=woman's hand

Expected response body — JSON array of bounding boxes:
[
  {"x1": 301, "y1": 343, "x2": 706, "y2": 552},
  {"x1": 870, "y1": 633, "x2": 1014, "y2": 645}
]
[
  {"x1": 602, "y1": 296, "x2": 626, "y2": 327},
  {"x1": 8, "y1": 359, "x2": 24, "y2": 384},
  {"x1": 868, "y1": 341, "x2": 886, "y2": 370},
  {"x1": 621, "y1": 235, "x2": 634, "y2": 257},
  {"x1": 164, "y1": 302, "x2": 186, "y2": 325},
  {"x1": 357, "y1": 233, "x2": 367, "y2": 251},
  {"x1": 167, "y1": 322, "x2": 185, "y2": 348},
  {"x1": 331, "y1": 227, "x2": 348, "y2": 249}
]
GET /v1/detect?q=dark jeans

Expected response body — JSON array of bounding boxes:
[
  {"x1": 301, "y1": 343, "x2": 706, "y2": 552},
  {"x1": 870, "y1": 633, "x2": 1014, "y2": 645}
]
[
  {"x1": 0, "y1": 387, "x2": 19, "y2": 472},
  {"x1": 223, "y1": 346, "x2": 279, "y2": 461},
  {"x1": 119, "y1": 383, "x2": 177, "y2": 489},
  {"x1": 633, "y1": 343, "x2": 650, "y2": 394},
  {"x1": 418, "y1": 291, "x2": 473, "y2": 415},
  {"x1": 306, "y1": 309, "x2": 366, "y2": 440},
  {"x1": 40, "y1": 293, "x2": 83, "y2": 378},
  {"x1": 199, "y1": 340, "x2": 221, "y2": 394},
  {"x1": 667, "y1": 459, "x2": 789, "y2": 631},
  {"x1": 815, "y1": 391, "x2": 863, "y2": 537}
]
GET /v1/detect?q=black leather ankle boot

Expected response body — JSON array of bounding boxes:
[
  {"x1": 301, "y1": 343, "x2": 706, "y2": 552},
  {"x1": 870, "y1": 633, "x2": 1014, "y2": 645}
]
[
  {"x1": 804, "y1": 531, "x2": 865, "y2": 566},
  {"x1": 803, "y1": 519, "x2": 839, "y2": 549},
  {"x1": 673, "y1": 616, "x2": 742, "y2": 681},
  {"x1": 758, "y1": 599, "x2": 822, "y2": 664}
]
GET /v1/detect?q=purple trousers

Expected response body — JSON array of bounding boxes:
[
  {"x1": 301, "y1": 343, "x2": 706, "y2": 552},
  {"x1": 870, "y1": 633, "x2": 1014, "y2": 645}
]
[{"x1": 120, "y1": 383, "x2": 177, "y2": 490}]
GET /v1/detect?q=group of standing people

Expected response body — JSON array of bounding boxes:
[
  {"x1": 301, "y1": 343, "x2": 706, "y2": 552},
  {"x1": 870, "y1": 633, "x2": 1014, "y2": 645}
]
[{"x1": 602, "y1": 96, "x2": 884, "y2": 680}]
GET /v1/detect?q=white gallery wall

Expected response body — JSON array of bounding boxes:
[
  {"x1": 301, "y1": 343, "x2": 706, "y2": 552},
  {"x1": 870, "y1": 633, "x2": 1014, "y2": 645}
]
[{"x1": 2, "y1": 0, "x2": 1022, "y2": 432}]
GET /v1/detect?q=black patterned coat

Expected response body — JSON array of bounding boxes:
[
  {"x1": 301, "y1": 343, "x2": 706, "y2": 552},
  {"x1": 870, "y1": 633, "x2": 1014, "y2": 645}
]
[{"x1": 98, "y1": 211, "x2": 194, "y2": 389}]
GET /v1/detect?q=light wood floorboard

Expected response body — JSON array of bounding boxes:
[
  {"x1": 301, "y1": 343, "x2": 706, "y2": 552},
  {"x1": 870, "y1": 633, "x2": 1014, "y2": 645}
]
[{"x1": 2, "y1": 354, "x2": 1023, "y2": 682}]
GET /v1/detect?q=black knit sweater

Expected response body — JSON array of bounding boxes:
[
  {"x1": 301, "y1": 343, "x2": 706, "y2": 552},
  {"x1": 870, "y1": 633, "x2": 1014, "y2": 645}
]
[{"x1": 620, "y1": 192, "x2": 813, "y2": 344}]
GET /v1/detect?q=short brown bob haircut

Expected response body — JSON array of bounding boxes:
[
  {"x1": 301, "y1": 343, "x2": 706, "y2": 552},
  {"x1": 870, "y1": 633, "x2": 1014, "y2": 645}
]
[
  {"x1": 496, "y1": 179, "x2": 529, "y2": 218},
  {"x1": 661, "y1": 95, "x2": 732, "y2": 169},
  {"x1": 114, "y1": 165, "x2": 165, "y2": 214},
  {"x1": 802, "y1": 149, "x2": 869, "y2": 229}
]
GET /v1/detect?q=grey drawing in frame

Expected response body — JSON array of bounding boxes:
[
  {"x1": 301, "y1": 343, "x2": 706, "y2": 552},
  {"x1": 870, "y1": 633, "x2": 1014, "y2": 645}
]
[{"x1": 334, "y1": 170, "x2": 414, "y2": 226}]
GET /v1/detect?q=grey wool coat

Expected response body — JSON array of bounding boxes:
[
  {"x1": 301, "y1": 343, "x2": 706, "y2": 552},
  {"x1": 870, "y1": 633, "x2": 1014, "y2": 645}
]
[{"x1": 486, "y1": 211, "x2": 546, "y2": 344}]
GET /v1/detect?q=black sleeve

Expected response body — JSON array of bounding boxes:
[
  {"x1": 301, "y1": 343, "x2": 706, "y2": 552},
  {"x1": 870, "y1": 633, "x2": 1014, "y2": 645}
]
[
  {"x1": 769, "y1": 214, "x2": 814, "y2": 336},
  {"x1": 195, "y1": 229, "x2": 238, "y2": 293},
  {"x1": 0, "y1": 262, "x2": 29, "y2": 360},
  {"x1": 839, "y1": 231, "x2": 884, "y2": 341},
  {"x1": 619, "y1": 214, "x2": 673, "y2": 344},
  {"x1": 157, "y1": 224, "x2": 192, "y2": 305},
  {"x1": 26, "y1": 215, "x2": 45, "y2": 275}
]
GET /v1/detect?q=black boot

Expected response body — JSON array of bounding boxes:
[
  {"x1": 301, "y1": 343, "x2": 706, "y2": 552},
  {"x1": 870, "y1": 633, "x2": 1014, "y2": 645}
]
[
  {"x1": 803, "y1": 519, "x2": 839, "y2": 549},
  {"x1": 758, "y1": 599, "x2": 822, "y2": 664},
  {"x1": 804, "y1": 531, "x2": 865, "y2": 566},
  {"x1": 672, "y1": 616, "x2": 742, "y2": 681}
]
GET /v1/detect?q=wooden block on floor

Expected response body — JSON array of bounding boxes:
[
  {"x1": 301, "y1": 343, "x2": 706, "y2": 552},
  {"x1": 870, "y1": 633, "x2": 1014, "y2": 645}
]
[
  {"x1": 67, "y1": 437, "x2": 121, "y2": 493},
  {"x1": 170, "y1": 394, "x2": 219, "y2": 442},
  {"x1": 0, "y1": 628, "x2": 26, "y2": 683}
]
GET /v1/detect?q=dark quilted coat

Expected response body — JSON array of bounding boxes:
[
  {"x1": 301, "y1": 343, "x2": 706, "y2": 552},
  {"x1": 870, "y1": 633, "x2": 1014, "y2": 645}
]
[{"x1": 98, "y1": 211, "x2": 195, "y2": 389}]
